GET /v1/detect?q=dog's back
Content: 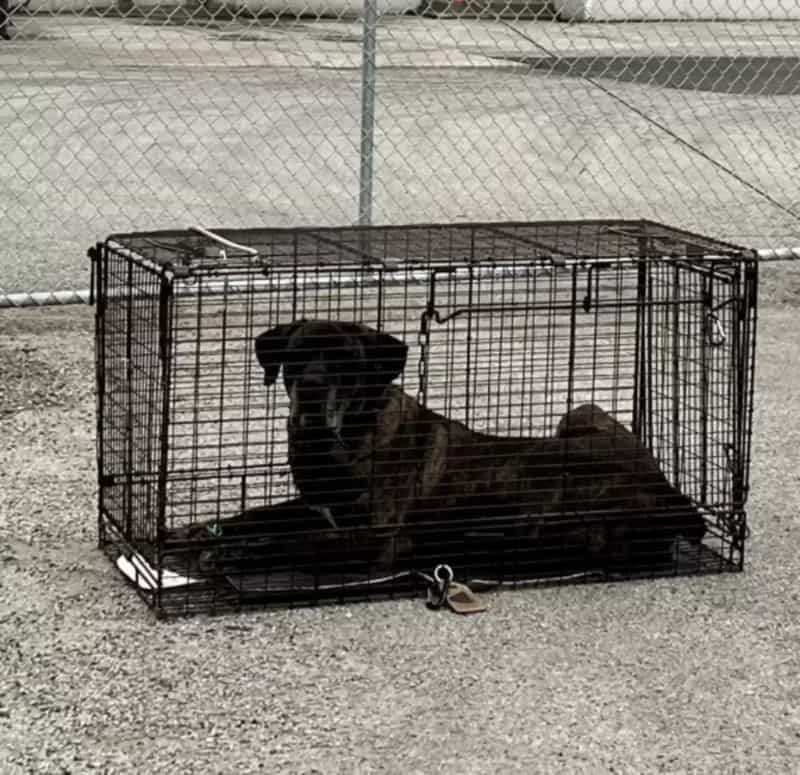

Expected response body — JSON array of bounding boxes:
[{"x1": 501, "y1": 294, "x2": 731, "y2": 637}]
[{"x1": 337, "y1": 394, "x2": 705, "y2": 561}]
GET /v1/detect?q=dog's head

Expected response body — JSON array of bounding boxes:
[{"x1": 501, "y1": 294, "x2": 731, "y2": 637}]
[{"x1": 254, "y1": 320, "x2": 408, "y2": 436}]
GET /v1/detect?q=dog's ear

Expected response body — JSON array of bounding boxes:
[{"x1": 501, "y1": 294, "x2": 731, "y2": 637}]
[
  {"x1": 359, "y1": 329, "x2": 408, "y2": 386},
  {"x1": 254, "y1": 322, "x2": 304, "y2": 385}
]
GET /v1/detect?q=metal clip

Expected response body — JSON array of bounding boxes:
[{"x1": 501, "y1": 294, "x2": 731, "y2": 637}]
[
  {"x1": 205, "y1": 523, "x2": 223, "y2": 538},
  {"x1": 425, "y1": 564, "x2": 453, "y2": 610},
  {"x1": 723, "y1": 442, "x2": 736, "y2": 474},
  {"x1": 707, "y1": 313, "x2": 726, "y2": 347}
]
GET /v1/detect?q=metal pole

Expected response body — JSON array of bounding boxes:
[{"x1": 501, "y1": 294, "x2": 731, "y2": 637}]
[
  {"x1": 358, "y1": 0, "x2": 378, "y2": 227},
  {"x1": 0, "y1": 288, "x2": 93, "y2": 307}
]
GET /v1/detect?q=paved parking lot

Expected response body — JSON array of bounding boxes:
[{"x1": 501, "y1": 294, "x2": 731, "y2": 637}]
[{"x1": 2, "y1": 13, "x2": 800, "y2": 295}]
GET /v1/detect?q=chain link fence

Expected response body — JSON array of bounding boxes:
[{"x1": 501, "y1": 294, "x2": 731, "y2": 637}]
[{"x1": 2, "y1": 0, "x2": 800, "y2": 303}]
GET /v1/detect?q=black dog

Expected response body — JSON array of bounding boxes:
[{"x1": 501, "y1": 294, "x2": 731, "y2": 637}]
[{"x1": 173, "y1": 320, "x2": 706, "y2": 577}]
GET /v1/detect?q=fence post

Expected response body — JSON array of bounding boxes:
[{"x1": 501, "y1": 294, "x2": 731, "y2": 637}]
[{"x1": 358, "y1": 0, "x2": 378, "y2": 227}]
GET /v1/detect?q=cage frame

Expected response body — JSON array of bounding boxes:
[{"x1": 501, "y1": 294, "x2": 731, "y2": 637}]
[{"x1": 90, "y1": 219, "x2": 759, "y2": 616}]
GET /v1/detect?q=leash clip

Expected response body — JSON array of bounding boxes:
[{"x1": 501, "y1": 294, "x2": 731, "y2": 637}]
[
  {"x1": 425, "y1": 564, "x2": 488, "y2": 615},
  {"x1": 426, "y1": 564, "x2": 453, "y2": 610}
]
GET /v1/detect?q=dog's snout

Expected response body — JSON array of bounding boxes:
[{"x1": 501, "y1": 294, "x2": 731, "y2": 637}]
[
  {"x1": 298, "y1": 360, "x2": 327, "y2": 386},
  {"x1": 297, "y1": 375, "x2": 326, "y2": 400},
  {"x1": 293, "y1": 370, "x2": 331, "y2": 424},
  {"x1": 299, "y1": 373, "x2": 326, "y2": 388}
]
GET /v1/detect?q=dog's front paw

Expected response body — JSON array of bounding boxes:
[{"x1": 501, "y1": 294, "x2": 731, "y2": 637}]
[
  {"x1": 165, "y1": 521, "x2": 213, "y2": 543},
  {"x1": 196, "y1": 535, "x2": 281, "y2": 576}
]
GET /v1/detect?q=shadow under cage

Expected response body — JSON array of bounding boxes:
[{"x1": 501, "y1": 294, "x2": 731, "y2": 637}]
[{"x1": 90, "y1": 220, "x2": 758, "y2": 616}]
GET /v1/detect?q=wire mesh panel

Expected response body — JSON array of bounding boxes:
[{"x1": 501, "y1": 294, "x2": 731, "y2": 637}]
[
  {"x1": 92, "y1": 219, "x2": 757, "y2": 616},
  {"x1": 95, "y1": 247, "x2": 168, "y2": 552}
]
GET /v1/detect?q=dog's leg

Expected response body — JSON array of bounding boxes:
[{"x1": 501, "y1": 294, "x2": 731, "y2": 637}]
[
  {"x1": 166, "y1": 497, "x2": 326, "y2": 543},
  {"x1": 164, "y1": 498, "x2": 377, "y2": 576}
]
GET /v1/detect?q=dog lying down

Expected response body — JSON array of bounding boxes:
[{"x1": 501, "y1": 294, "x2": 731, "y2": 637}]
[{"x1": 168, "y1": 320, "x2": 706, "y2": 580}]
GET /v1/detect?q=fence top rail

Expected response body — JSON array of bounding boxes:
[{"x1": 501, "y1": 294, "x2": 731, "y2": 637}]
[
  {"x1": 10, "y1": 227, "x2": 800, "y2": 312},
  {"x1": 3, "y1": 254, "x2": 768, "y2": 310}
]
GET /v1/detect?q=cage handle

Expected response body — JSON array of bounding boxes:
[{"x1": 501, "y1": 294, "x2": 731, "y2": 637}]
[{"x1": 188, "y1": 226, "x2": 260, "y2": 261}]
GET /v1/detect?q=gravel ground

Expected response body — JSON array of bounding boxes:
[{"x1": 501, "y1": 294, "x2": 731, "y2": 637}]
[{"x1": 1, "y1": 265, "x2": 800, "y2": 774}]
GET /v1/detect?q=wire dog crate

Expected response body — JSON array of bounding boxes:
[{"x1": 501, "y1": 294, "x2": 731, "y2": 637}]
[{"x1": 90, "y1": 220, "x2": 758, "y2": 616}]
